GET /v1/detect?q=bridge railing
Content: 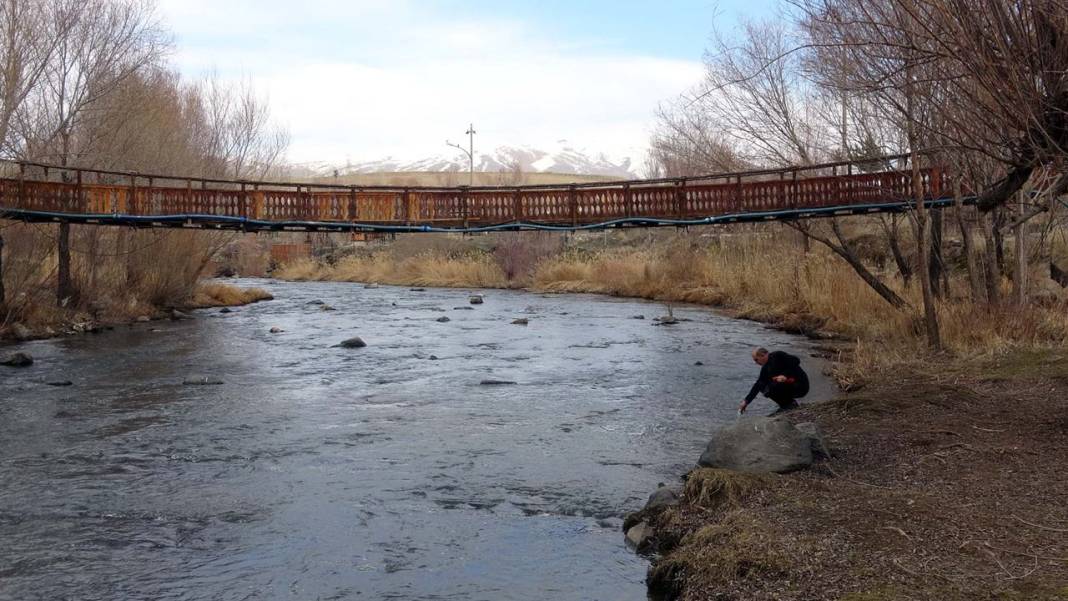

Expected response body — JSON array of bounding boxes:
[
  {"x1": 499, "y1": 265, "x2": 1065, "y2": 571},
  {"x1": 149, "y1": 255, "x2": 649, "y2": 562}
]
[{"x1": 0, "y1": 155, "x2": 948, "y2": 226}]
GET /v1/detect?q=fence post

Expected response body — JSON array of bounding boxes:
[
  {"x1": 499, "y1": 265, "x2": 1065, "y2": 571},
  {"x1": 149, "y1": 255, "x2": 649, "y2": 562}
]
[
  {"x1": 75, "y1": 169, "x2": 84, "y2": 213},
  {"x1": 513, "y1": 187, "x2": 522, "y2": 222},
  {"x1": 130, "y1": 174, "x2": 137, "y2": 216},
  {"x1": 17, "y1": 162, "x2": 25, "y2": 209},
  {"x1": 569, "y1": 185, "x2": 577, "y2": 226},
  {"x1": 676, "y1": 178, "x2": 686, "y2": 218},
  {"x1": 402, "y1": 188, "x2": 411, "y2": 224},
  {"x1": 461, "y1": 186, "x2": 469, "y2": 228},
  {"x1": 623, "y1": 182, "x2": 632, "y2": 217}
]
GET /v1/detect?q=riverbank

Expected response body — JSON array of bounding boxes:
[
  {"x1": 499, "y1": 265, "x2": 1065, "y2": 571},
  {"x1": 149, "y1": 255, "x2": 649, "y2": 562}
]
[
  {"x1": 638, "y1": 350, "x2": 1068, "y2": 601},
  {"x1": 0, "y1": 281, "x2": 273, "y2": 343}
]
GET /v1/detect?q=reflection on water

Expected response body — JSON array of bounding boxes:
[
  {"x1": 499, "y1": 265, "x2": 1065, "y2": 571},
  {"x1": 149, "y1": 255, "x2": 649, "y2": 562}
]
[{"x1": 0, "y1": 279, "x2": 831, "y2": 600}]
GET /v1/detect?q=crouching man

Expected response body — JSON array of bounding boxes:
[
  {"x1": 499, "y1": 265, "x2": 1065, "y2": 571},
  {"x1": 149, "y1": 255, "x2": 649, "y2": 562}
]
[{"x1": 738, "y1": 347, "x2": 809, "y2": 415}]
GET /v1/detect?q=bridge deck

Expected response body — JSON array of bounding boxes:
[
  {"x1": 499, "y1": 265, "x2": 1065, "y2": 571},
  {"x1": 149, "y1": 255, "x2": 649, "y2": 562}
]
[{"x1": 0, "y1": 157, "x2": 954, "y2": 233}]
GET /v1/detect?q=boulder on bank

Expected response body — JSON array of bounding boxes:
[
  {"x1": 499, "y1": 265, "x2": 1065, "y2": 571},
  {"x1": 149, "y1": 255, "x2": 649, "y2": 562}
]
[
  {"x1": 1, "y1": 352, "x2": 33, "y2": 367},
  {"x1": 625, "y1": 521, "x2": 655, "y2": 553},
  {"x1": 12, "y1": 323, "x2": 33, "y2": 340},
  {"x1": 337, "y1": 336, "x2": 367, "y2": 348},
  {"x1": 171, "y1": 310, "x2": 192, "y2": 320},
  {"x1": 794, "y1": 421, "x2": 831, "y2": 459},
  {"x1": 697, "y1": 417, "x2": 814, "y2": 474}
]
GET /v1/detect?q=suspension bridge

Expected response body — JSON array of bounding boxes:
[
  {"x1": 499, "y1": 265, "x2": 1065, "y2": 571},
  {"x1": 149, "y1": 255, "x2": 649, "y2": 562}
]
[{"x1": 0, "y1": 155, "x2": 963, "y2": 234}]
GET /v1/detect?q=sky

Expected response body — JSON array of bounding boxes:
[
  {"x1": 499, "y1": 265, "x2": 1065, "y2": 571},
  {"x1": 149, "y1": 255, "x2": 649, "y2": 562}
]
[{"x1": 156, "y1": 0, "x2": 781, "y2": 167}]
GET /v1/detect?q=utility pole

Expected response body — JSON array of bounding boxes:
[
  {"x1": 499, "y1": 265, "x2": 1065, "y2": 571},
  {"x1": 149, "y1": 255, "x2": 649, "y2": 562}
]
[{"x1": 446, "y1": 123, "x2": 476, "y2": 186}]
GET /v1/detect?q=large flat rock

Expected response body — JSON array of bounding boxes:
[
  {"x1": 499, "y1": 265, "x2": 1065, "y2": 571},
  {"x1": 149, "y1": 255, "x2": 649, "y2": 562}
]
[{"x1": 698, "y1": 417, "x2": 813, "y2": 474}]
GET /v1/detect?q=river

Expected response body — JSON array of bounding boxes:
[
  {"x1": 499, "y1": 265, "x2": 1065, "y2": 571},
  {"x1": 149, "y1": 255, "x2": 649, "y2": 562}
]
[{"x1": 0, "y1": 279, "x2": 832, "y2": 600}]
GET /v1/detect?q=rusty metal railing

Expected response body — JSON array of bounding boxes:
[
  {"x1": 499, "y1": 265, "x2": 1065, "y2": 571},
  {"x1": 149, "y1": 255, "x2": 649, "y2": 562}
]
[{"x1": 0, "y1": 155, "x2": 951, "y2": 232}]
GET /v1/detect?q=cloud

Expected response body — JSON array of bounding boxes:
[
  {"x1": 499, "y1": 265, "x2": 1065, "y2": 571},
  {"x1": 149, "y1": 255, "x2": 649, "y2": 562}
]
[{"x1": 155, "y1": 0, "x2": 704, "y2": 165}]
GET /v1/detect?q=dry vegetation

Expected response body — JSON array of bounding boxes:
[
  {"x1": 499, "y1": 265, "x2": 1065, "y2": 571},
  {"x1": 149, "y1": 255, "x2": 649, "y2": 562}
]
[{"x1": 0, "y1": 0, "x2": 287, "y2": 340}]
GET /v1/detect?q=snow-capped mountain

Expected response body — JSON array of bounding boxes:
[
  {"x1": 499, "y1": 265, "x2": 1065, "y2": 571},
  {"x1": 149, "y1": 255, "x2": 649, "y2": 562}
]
[{"x1": 292, "y1": 141, "x2": 638, "y2": 179}]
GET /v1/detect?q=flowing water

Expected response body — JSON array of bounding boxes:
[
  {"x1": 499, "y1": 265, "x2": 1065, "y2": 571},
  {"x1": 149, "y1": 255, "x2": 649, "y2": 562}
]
[{"x1": 0, "y1": 280, "x2": 832, "y2": 601}]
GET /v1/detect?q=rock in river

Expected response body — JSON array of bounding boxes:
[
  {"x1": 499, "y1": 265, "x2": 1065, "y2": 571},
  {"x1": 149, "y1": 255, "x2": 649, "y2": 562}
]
[
  {"x1": 479, "y1": 379, "x2": 516, "y2": 386},
  {"x1": 436, "y1": 316, "x2": 451, "y2": 323},
  {"x1": 183, "y1": 377, "x2": 224, "y2": 386},
  {"x1": 469, "y1": 295, "x2": 484, "y2": 305},
  {"x1": 697, "y1": 417, "x2": 814, "y2": 474},
  {"x1": 511, "y1": 318, "x2": 529, "y2": 325},
  {"x1": 338, "y1": 336, "x2": 367, "y2": 348},
  {"x1": 269, "y1": 327, "x2": 284, "y2": 333},
  {"x1": 1, "y1": 352, "x2": 33, "y2": 367}
]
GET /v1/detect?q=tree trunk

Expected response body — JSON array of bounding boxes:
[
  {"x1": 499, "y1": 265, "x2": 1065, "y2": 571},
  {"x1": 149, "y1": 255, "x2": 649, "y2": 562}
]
[
  {"x1": 993, "y1": 209, "x2": 1006, "y2": 275},
  {"x1": 0, "y1": 233, "x2": 5, "y2": 305},
  {"x1": 984, "y1": 212, "x2": 1000, "y2": 304},
  {"x1": 57, "y1": 222, "x2": 73, "y2": 307},
  {"x1": 954, "y1": 177, "x2": 984, "y2": 302},
  {"x1": 1013, "y1": 191, "x2": 1028, "y2": 305},
  {"x1": 881, "y1": 214, "x2": 912, "y2": 286},
  {"x1": 929, "y1": 208, "x2": 945, "y2": 298}
]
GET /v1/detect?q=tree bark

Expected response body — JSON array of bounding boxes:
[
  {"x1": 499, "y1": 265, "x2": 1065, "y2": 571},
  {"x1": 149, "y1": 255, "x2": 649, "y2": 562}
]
[
  {"x1": 929, "y1": 208, "x2": 945, "y2": 298},
  {"x1": 0, "y1": 233, "x2": 5, "y2": 305},
  {"x1": 1013, "y1": 191, "x2": 1028, "y2": 305},
  {"x1": 881, "y1": 214, "x2": 912, "y2": 286},
  {"x1": 57, "y1": 222, "x2": 73, "y2": 306},
  {"x1": 984, "y1": 212, "x2": 1001, "y2": 305},
  {"x1": 953, "y1": 177, "x2": 984, "y2": 302}
]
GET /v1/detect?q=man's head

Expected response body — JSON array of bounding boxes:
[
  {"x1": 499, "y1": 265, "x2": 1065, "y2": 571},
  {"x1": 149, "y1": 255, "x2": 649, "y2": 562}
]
[{"x1": 752, "y1": 347, "x2": 769, "y2": 366}]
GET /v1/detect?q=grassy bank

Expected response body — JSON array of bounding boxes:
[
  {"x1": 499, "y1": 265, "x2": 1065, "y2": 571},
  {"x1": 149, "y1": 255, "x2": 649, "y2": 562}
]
[
  {"x1": 641, "y1": 352, "x2": 1068, "y2": 600},
  {"x1": 0, "y1": 223, "x2": 273, "y2": 341}
]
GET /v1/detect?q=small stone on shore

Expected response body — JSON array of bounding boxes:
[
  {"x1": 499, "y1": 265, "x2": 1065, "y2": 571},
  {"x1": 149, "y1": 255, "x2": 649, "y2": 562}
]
[{"x1": 136, "y1": 316, "x2": 150, "y2": 323}]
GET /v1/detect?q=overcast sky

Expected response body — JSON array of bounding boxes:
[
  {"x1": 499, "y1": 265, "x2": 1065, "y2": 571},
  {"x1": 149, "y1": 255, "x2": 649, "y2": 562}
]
[{"x1": 157, "y1": 0, "x2": 779, "y2": 166}]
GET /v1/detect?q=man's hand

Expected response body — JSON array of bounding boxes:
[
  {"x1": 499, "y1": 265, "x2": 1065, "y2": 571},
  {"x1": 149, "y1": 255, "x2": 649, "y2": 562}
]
[
  {"x1": 772, "y1": 375, "x2": 788, "y2": 383},
  {"x1": 738, "y1": 400, "x2": 748, "y2": 413}
]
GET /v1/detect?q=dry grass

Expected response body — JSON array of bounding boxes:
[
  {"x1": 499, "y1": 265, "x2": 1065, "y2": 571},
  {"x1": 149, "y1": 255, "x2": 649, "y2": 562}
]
[
  {"x1": 189, "y1": 282, "x2": 274, "y2": 307},
  {"x1": 0, "y1": 222, "x2": 264, "y2": 339},
  {"x1": 648, "y1": 510, "x2": 803, "y2": 600},
  {"x1": 275, "y1": 252, "x2": 508, "y2": 288}
]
